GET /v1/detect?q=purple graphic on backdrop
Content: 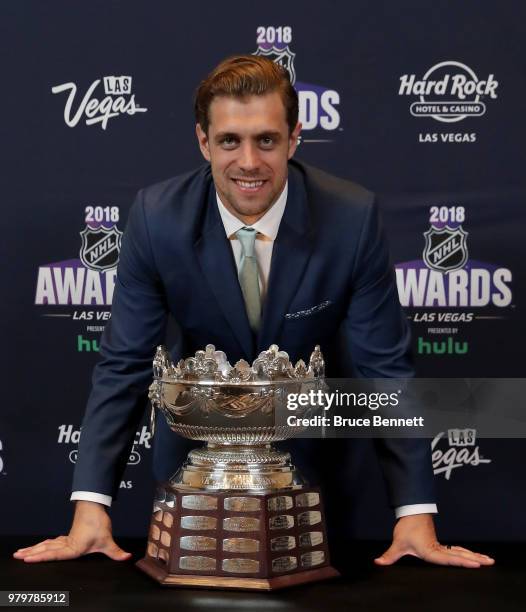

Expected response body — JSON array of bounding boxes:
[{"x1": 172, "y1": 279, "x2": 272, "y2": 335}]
[
  {"x1": 396, "y1": 206, "x2": 512, "y2": 309},
  {"x1": 35, "y1": 210, "x2": 122, "y2": 306},
  {"x1": 395, "y1": 259, "x2": 512, "y2": 308},
  {"x1": 35, "y1": 259, "x2": 116, "y2": 306},
  {"x1": 253, "y1": 29, "x2": 341, "y2": 135}
]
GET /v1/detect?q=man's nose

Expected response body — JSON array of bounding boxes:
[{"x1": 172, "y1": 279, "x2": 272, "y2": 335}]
[{"x1": 238, "y1": 143, "x2": 260, "y2": 171}]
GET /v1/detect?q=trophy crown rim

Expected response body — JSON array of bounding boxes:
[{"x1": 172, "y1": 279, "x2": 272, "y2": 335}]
[{"x1": 153, "y1": 344, "x2": 325, "y2": 385}]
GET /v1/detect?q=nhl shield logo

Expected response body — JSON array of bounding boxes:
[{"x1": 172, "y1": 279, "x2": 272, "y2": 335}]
[
  {"x1": 423, "y1": 225, "x2": 468, "y2": 272},
  {"x1": 254, "y1": 45, "x2": 296, "y2": 85},
  {"x1": 79, "y1": 225, "x2": 123, "y2": 271}
]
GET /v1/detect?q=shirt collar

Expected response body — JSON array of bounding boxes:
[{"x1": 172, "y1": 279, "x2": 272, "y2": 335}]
[{"x1": 216, "y1": 181, "x2": 287, "y2": 241}]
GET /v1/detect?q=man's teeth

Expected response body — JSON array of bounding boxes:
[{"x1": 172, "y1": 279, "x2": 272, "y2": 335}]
[{"x1": 234, "y1": 179, "x2": 264, "y2": 189}]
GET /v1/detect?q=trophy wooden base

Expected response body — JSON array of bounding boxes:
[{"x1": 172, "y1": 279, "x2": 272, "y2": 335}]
[
  {"x1": 136, "y1": 558, "x2": 339, "y2": 590},
  {"x1": 136, "y1": 483, "x2": 340, "y2": 591}
]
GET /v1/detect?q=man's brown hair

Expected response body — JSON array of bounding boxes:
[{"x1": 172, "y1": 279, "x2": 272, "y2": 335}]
[{"x1": 194, "y1": 55, "x2": 299, "y2": 134}]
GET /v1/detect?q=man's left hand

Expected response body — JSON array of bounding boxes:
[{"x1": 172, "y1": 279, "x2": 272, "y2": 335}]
[{"x1": 374, "y1": 513, "x2": 495, "y2": 568}]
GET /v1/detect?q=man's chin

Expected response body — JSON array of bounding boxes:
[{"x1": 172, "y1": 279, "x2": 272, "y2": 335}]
[{"x1": 227, "y1": 196, "x2": 276, "y2": 219}]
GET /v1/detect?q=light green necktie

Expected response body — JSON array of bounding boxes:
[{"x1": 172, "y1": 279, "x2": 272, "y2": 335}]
[{"x1": 236, "y1": 227, "x2": 261, "y2": 332}]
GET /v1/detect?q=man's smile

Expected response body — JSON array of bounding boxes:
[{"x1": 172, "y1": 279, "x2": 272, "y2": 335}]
[{"x1": 230, "y1": 177, "x2": 267, "y2": 192}]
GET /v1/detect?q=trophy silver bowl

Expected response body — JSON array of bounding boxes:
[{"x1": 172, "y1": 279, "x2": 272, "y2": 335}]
[
  {"x1": 148, "y1": 343, "x2": 325, "y2": 491},
  {"x1": 139, "y1": 343, "x2": 339, "y2": 590}
]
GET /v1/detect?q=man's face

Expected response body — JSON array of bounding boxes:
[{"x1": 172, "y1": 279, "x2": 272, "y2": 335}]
[{"x1": 196, "y1": 92, "x2": 301, "y2": 224}]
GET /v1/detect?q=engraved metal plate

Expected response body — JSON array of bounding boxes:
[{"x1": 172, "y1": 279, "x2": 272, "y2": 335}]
[
  {"x1": 181, "y1": 516, "x2": 217, "y2": 530},
  {"x1": 160, "y1": 531, "x2": 171, "y2": 547},
  {"x1": 224, "y1": 497, "x2": 261, "y2": 512},
  {"x1": 182, "y1": 495, "x2": 218, "y2": 511},
  {"x1": 147, "y1": 542, "x2": 158, "y2": 558},
  {"x1": 179, "y1": 556, "x2": 217, "y2": 572},
  {"x1": 270, "y1": 536, "x2": 296, "y2": 551},
  {"x1": 201, "y1": 472, "x2": 278, "y2": 488},
  {"x1": 165, "y1": 492, "x2": 176, "y2": 508},
  {"x1": 269, "y1": 515, "x2": 294, "y2": 530},
  {"x1": 301, "y1": 550, "x2": 325, "y2": 567},
  {"x1": 299, "y1": 531, "x2": 324, "y2": 547},
  {"x1": 298, "y1": 511, "x2": 322, "y2": 526},
  {"x1": 180, "y1": 535, "x2": 216, "y2": 551},
  {"x1": 223, "y1": 538, "x2": 260, "y2": 553},
  {"x1": 296, "y1": 492, "x2": 320, "y2": 508},
  {"x1": 223, "y1": 517, "x2": 260, "y2": 532},
  {"x1": 268, "y1": 496, "x2": 293, "y2": 512},
  {"x1": 222, "y1": 558, "x2": 260, "y2": 573},
  {"x1": 150, "y1": 524, "x2": 160, "y2": 541},
  {"x1": 272, "y1": 556, "x2": 298, "y2": 573}
]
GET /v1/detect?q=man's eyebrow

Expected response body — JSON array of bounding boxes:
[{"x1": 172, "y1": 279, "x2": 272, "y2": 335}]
[
  {"x1": 214, "y1": 130, "x2": 283, "y2": 141},
  {"x1": 255, "y1": 130, "x2": 282, "y2": 139},
  {"x1": 214, "y1": 131, "x2": 238, "y2": 140}
]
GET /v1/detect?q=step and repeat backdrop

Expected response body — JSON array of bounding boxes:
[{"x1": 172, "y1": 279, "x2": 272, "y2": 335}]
[{"x1": 2, "y1": 1, "x2": 526, "y2": 544}]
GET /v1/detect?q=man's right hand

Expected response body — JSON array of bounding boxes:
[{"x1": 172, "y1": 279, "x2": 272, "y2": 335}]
[{"x1": 13, "y1": 500, "x2": 132, "y2": 563}]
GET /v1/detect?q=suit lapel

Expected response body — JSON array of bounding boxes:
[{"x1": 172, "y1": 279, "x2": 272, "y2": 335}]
[
  {"x1": 194, "y1": 187, "x2": 254, "y2": 359},
  {"x1": 258, "y1": 165, "x2": 314, "y2": 352}
]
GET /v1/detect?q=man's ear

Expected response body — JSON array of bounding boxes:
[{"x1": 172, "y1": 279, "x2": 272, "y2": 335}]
[
  {"x1": 195, "y1": 123, "x2": 211, "y2": 161},
  {"x1": 287, "y1": 121, "x2": 302, "y2": 159}
]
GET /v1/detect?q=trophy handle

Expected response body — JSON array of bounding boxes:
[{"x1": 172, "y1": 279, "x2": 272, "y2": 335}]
[
  {"x1": 148, "y1": 379, "x2": 163, "y2": 437},
  {"x1": 149, "y1": 380, "x2": 198, "y2": 436}
]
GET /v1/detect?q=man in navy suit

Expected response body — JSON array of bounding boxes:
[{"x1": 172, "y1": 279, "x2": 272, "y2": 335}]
[{"x1": 15, "y1": 56, "x2": 492, "y2": 568}]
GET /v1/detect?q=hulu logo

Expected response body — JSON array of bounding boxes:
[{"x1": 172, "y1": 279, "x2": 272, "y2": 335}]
[
  {"x1": 417, "y1": 337, "x2": 468, "y2": 355},
  {"x1": 77, "y1": 335, "x2": 100, "y2": 352}
]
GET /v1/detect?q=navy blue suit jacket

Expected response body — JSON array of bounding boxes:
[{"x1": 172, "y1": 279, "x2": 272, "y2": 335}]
[{"x1": 73, "y1": 160, "x2": 435, "y2": 509}]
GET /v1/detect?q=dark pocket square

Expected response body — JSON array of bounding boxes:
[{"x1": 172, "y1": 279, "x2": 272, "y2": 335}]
[{"x1": 285, "y1": 300, "x2": 332, "y2": 320}]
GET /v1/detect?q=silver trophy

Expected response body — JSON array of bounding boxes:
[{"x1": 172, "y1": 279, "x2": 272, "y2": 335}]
[{"x1": 137, "y1": 344, "x2": 339, "y2": 590}]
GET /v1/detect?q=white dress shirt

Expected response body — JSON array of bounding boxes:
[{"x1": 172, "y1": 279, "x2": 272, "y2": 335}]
[
  {"x1": 215, "y1": 181, "x2": 288, "y2": 303},
  {"x1": 72, "y1": 181, "x2": 437, "y2": 518}
]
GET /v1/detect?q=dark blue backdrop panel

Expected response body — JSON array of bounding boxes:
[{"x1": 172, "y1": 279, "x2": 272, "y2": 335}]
[{"x1": 1, "y1": 1, "x2": 525, "y2": 542}]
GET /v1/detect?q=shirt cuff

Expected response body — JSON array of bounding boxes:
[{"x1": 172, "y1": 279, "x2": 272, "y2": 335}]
[
  {"x1": 394, "y1": 503, "x2": 438, "y2": 518},
  {"x1": 70, "y1": 491, "x2": 112, "y2": 507}
]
